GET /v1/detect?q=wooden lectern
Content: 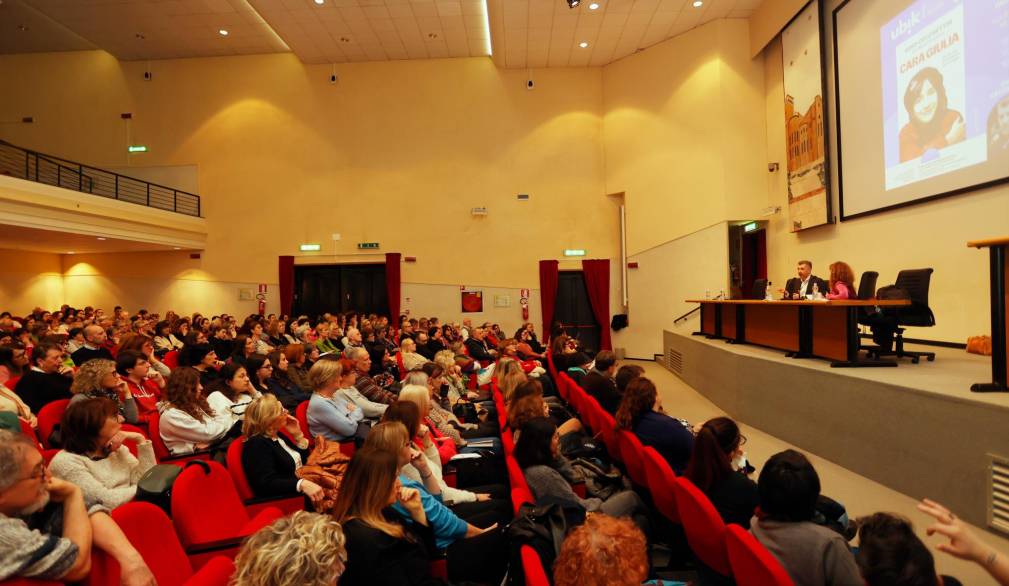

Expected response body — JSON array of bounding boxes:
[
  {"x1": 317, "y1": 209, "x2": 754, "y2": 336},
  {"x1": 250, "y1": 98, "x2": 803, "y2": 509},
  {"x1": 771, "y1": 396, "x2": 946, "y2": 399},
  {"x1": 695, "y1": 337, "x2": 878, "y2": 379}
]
[{"x1": 968, "y1": 237, "x2": 1009, "y2": 392}]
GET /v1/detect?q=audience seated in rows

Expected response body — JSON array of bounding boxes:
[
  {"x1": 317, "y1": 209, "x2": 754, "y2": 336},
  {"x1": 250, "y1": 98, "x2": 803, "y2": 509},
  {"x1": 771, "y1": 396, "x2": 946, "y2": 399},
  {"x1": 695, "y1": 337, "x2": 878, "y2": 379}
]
[
  {"x1": 683, "y1": 416, "x2": 758, "y2": 527},
  {"x1": 115, "y1": 350, "x2": 164, "y2": 424},
  {"x1": 582, "y1": 350, "x2": 621, "y2": 414},
  {"x1": 335, "y1": 357, "x2": 388, "y2": 420}
]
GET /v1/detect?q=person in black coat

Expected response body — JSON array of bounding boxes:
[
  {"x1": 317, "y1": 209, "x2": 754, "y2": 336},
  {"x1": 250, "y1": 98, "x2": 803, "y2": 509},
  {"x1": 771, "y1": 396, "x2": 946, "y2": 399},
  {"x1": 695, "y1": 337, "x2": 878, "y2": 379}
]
[
  {"x1": 683, "y1": 417, "x2": 758, "y2": 528},
  {"x1": 14, "y1": 342, "x2": 73, "y2": 414},
  {"x1": 783, "y1": 260, "x2": 829, "y2": 299},
  {"x1": 240, "y1": 394, "x2": 324, "y2": 504},
  {"x1": 581, "y1": 351, "x2": 621, "y2": 414},
  {"x1": 69, "y1": 325, "x2": 114, "y2": 366},
  {"x1": 463, "y1": 329, "x2": 496, "y2": 363}
]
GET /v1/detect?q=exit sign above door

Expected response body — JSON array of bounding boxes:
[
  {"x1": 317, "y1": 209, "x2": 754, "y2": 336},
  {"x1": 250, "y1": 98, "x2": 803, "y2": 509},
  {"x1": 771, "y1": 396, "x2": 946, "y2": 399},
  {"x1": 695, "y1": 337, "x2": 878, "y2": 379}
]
[{"x1": 357, "y1": 242, "x2": 380, "y2": 250}]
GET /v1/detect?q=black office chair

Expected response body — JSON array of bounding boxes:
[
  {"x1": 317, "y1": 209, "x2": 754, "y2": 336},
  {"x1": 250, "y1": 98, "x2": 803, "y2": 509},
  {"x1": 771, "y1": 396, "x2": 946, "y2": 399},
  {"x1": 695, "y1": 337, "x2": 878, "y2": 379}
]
[
  {"x1": 856, "y1": 271, "x2": 880, "y2": 327},
  {"x1": 865, "y1": 268, "x2": 936, "y2": 363},
  {"x1": 856, "y1": 271, "x2": 879, "y2": 300},
  {"x1": 751, "y1": 278, "x2": 768, "y2": 300}
]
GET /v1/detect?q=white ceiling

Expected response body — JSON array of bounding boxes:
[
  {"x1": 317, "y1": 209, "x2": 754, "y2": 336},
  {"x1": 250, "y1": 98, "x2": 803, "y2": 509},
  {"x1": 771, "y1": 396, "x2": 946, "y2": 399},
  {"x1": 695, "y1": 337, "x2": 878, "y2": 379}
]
[
  {"x1": 0, "y1": 0, "x2": 762, "y2": 67},
  {"x1": 8, "y1": 0, "x2": 290, "y2": 61},
  {"x1": 247, "y1": 0, "x2": 491, "y2": 64},
  {"x1": 489, "y1": 0, "x2": 762, "y2": 68}
]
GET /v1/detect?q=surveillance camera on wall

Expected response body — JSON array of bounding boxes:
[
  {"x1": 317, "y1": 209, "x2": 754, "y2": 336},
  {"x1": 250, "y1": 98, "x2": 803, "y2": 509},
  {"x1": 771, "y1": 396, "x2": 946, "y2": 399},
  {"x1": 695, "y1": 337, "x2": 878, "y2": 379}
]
[
  {"x1": 143, "y1": 71, "x2": 152, "y2": 81},
  {"x1": 526, "y1": 79, "x2": 535, "y2": 90},
  {"x1": 329, "y1": 74, "x2": 338, "y2": 84},
  {"x1": 767, "y1": 162, "x2": 780, "y2": 172}
]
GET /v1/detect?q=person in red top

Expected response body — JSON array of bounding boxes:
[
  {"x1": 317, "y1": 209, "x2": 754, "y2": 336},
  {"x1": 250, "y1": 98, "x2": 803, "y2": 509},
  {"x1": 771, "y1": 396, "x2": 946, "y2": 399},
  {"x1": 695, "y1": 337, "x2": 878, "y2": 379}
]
[
  {"x1": 899, "y1": 67, "x2": 965, "y2": 163},
  {"x1": 115, "y1": 350, "x2": 164, "y2": 424}
]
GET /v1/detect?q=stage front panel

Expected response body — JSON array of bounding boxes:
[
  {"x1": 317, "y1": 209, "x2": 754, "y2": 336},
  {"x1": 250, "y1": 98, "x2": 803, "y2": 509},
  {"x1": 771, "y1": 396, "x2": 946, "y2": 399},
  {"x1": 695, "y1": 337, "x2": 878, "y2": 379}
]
[
  {"x1": 746, "y1": 305, "x2": 800, "y2": 352},
  {"x1": 811, "y1": 306, "x2": 849, "y2": 361}
]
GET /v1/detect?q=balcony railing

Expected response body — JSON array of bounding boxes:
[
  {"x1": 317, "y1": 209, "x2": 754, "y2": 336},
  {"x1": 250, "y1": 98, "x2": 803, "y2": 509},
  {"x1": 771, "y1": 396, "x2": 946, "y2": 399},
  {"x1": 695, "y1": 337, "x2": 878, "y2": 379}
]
[{"x1": 0, "y1": 139, "x2": 201, "y2": 217}]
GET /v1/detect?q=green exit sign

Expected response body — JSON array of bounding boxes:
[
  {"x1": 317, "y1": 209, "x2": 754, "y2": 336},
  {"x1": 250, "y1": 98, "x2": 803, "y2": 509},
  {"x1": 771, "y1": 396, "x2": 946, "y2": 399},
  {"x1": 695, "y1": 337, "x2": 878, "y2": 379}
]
[{"x1": 357, "y1": 242, "x2": 380, "y2": 250}]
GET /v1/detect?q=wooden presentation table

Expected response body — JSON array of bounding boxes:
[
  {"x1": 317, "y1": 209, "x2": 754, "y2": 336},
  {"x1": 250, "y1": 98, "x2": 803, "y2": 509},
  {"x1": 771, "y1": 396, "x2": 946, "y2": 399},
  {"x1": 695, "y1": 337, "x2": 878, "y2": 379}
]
[
  {"x1": 688, "y1": 299, "x2": 911, "y2": 367},
  {"x1": 968, "y1": 237, "x2": 1009, "y2": 392}
]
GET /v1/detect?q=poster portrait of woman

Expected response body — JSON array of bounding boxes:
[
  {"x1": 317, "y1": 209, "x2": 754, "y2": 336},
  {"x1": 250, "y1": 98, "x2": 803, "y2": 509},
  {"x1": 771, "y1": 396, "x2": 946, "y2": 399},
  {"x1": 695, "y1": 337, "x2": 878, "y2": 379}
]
[
  {"x1": 987, "y1": 94, "x2": 1009, "y2": 164},
  {"x1": 898, "y1": 67, "x2": 965, "y2": 163}
]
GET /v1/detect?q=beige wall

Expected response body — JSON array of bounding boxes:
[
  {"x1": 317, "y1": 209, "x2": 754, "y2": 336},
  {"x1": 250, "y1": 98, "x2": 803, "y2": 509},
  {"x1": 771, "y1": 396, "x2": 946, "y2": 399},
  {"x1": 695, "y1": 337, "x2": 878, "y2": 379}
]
[
  {"x1": 0, "y1": 50, "x2": 618, "y2": 313},
  {"x1": 602, "y1": 19, "x2": 767, "y2": 257},
  {"x1": 0, "y1": 249, "x2": 64, "y2": 314},
  {"x1": 602, "y1": 19, "x2": 766, "y2": 357},
  {"x1": 762, "y1": 3, "x2": 1009, "y2": 344}
]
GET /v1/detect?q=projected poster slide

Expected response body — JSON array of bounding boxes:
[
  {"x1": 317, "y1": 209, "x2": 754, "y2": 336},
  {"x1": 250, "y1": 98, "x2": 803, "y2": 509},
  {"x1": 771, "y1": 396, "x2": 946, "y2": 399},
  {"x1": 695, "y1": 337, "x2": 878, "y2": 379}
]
[
  {"x1": 880, "y1": 0, "x2": 1009, "y2": 192},
  {"x1": 782, "y1": 0, "x2": 830, "y2": 232}
]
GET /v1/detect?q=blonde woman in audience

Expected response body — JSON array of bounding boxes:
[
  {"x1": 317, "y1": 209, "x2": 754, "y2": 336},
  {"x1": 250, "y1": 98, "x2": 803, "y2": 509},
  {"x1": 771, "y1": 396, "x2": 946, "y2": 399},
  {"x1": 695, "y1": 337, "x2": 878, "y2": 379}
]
[
  {"x1": 306, "y1": 358, "x2": 364, "y2": 442},
  {"x1": 232, "y1": 511, "x2": 347, "y2": 586},
  {"x1": 433, "y1": 349, "x2": 475, "y2": 404},
  {"x1": 70, "y1": 358, "x2": 144, "y2": 425},
  {"x1": 157, "y1": 367, "x2": 234, "y2": 455},
  {"x1": 240, "y1": 394, "x2": 324, "y2": 505},
  {"x1": 496, "y1": 358, "x2": 527, "y2": 403}
]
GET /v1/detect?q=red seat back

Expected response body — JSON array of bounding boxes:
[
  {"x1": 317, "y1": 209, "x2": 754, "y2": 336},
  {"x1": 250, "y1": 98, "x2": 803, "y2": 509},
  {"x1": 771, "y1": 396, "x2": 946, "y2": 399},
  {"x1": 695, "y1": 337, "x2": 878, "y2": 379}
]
[
  {"x1": 726, "y1": 525, "x2": 795, "y2": 586},
  {"x1": 673, "y1": 477, "x2": 730, "y2": 576},
  {"x1": 18, "y1": 417, "x2": 42, "y2": 451},
  {"x1": 5, "y1": 376, "x2": 20, "y2": 390},
  {"x1": 501, "y1": 428, "x2": 515, "y2": 456},
  {"x1": 642, "y1": 446, "x2": 680, "y2": 523},
  {"x1": 171, "y1": 461, "x2": 251, "y2": 547},
  {"x1": 295, "y1": 400, "x2": 312, "y2": 439},
  {"x1": 184, "y1": 556, "x2": 235, "y2": 586},
  {"x1": 162, "y1": 350, "x2": 179, "y2": 370},
  {"x1": 225, "y1": 437, "x2": 255, "y2": 501},
  {"x1": 616, "y1": 430, "x2": 648, "y2": 487},
  {"x1": 595, "y1": 409, "x2": 620, "y2": 462},
  {"x1": 395, "y1": 352, "x2": 406, "y2": 379},
  {"x1": 93, "y1": 502, "x2": 195, "y2": 586},
  {"x1": 148, "y1": 410, "x2": 172, "y2": 461},
  {"x1": 520, "y1": 545, "x2": 550, "y2": 586},
  {"x1": 37, "y1": 399, "x2": 69, "y2": 449}
]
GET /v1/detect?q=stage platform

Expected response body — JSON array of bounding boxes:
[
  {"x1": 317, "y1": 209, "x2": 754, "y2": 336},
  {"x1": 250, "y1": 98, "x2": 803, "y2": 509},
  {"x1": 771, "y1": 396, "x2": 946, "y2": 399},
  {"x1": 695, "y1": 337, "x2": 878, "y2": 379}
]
[{"x1": 662, "y1": 328, "x2": 1009, "y2": 532}]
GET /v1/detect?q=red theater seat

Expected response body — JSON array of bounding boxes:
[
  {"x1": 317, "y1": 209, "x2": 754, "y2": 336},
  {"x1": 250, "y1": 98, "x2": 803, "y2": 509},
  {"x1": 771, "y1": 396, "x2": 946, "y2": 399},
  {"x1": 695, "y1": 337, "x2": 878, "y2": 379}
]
[
  {"x1": 225, "y1": 436, "x2": 306, "y2": 516},
  {"x1": 37, "y1": 399, "x2": 69, "y2": 449},
  {"x1": 673, "y1": 476, "x2": 730, "y2": 577},
  {"x1": 726, "y1": 524, "x2": 795, "y2": 586}
]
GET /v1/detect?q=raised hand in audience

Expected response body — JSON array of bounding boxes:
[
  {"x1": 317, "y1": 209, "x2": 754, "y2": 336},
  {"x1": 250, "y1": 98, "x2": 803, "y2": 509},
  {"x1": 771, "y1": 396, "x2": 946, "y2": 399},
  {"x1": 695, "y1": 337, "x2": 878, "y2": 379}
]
[{"x1": 918, "y1": 498, "x2": 1009, "y2": 585}]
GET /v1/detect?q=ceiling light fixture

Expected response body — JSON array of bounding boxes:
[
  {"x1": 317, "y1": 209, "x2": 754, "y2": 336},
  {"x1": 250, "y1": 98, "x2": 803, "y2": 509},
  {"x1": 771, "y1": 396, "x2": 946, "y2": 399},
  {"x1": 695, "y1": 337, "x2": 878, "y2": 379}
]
[
  {"x1": 314, "y1": 0, "x2": 325, "y2": 4},
  {"x1": 97, "y1": 237, "x2": 106, "y2": 241},
  {"x1": 218, "y1": 29, "x2": 229, "y2": 36},
  {"x1": 567, "y1": 0, "x2": 581, "y2": 8},
  {"x1": 578, "y1": 41, "x2": 589, "y2": 48},
  {"x1": 173, "y1": 247, "x2": 181, "y2": 250},
  {"x1": 692, "y1": 0, "x2": 703, "y2": 6},
  {"x1": 66, "y1": 251, "x2": 75, "y2": 255},
  {"x1": 588, "y1": 2, "x2": 599, "y2": 9}
]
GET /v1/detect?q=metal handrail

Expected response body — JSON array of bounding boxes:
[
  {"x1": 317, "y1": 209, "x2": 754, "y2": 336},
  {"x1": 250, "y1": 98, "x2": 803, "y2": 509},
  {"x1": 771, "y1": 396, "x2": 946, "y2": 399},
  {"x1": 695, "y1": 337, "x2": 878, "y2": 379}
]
[
  {"x1": 0, "y1": 139, "x2": 201, "y2": 217},
  {"x1": 674, "y1": 294, "x2": 724, "y2": 324}
]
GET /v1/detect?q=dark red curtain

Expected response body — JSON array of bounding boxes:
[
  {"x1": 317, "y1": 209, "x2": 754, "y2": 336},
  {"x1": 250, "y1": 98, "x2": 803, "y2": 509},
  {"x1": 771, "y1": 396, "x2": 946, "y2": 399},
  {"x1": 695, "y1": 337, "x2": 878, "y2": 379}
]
[
  {"x1": 385, "y1": 253, "x2": 401, "y2": 320},
  {"x1": 278, "y1": 255, "x2": 294, "y2": 317},
  {"x1": 538, "y1": 260, "x2": 559, "y2": 343},
  {"x1": 582, "y1": 259, "x2": 612, "y2": 351}
]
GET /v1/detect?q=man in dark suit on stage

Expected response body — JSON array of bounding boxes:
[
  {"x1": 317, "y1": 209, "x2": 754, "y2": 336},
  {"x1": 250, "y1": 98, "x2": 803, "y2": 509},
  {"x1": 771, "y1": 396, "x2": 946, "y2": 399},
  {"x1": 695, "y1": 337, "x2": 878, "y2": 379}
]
[{"x1": 783, "y1": 260, "x2": 828, "y2": 300}]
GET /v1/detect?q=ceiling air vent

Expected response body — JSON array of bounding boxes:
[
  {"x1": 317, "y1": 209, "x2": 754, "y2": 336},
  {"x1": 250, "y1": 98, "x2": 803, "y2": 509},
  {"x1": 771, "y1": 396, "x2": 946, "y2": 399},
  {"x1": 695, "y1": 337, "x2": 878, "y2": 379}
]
[
  {"x1": 989, "y1": 454, "x2": 1009, "y2": 536},
  {"x1": 665, "y1": 348, "x2": 683, "y2": 376}
]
